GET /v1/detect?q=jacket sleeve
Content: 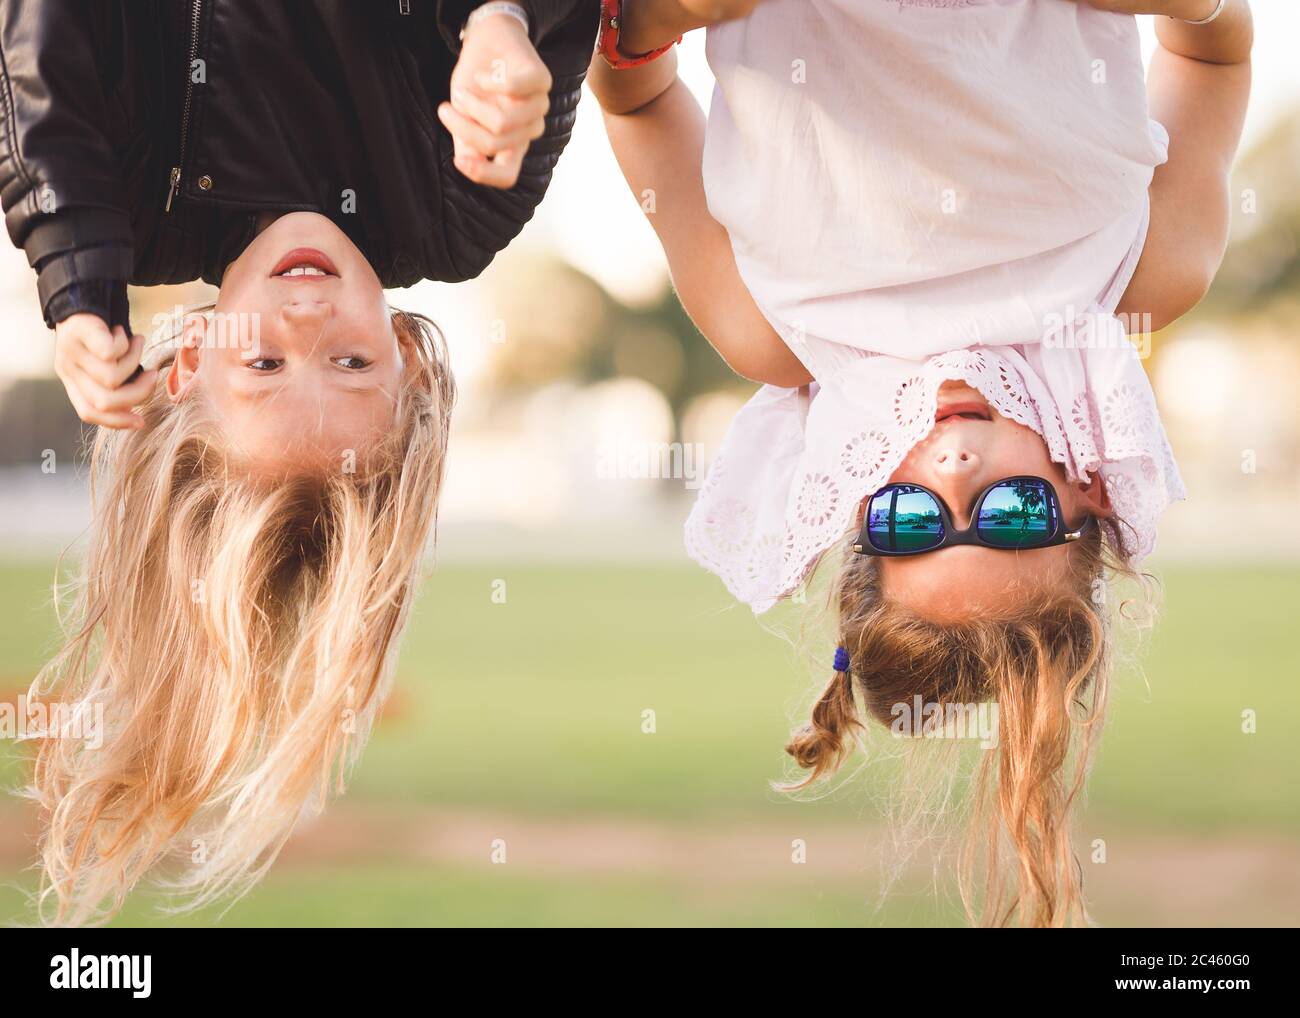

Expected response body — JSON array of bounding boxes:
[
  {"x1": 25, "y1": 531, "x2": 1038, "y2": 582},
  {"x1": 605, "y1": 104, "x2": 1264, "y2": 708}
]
[
  {"x1": 432, "y1": 0, "x2": 599, "y2": 282},
  {"x1": 0, "y1": 0, "x2": 133, "y2": 330}
]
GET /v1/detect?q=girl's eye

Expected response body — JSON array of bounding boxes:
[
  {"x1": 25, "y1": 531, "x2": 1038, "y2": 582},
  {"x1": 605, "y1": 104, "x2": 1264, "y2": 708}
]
[
  {"x1": 246, "y1": 358, "x2": 281, "y2": 371},
  {"x1": 334, "y1": 356, "x2": 371, "y2": 370}
]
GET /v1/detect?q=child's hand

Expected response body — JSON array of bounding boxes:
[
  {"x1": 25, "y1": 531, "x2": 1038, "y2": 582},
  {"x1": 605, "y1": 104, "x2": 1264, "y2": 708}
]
[
  {"x1": 53, "y1": 314, "x2": 157, "y2": 430},
  {"x1": 439, "y1": 11, "x2": 552, "y2": 189}
]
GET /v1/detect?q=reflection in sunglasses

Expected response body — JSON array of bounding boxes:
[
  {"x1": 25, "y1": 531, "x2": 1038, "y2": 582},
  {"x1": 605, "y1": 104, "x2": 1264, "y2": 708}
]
[
  {"x1": 866, "y1": 479, "x2": 1059, "y2": 553},
  {"x1": 978, "y1": 481, "x2": 1054, "y2": 547},
  {"x1": 868, "y1": 486, "x2": 945, "y2": 552}
]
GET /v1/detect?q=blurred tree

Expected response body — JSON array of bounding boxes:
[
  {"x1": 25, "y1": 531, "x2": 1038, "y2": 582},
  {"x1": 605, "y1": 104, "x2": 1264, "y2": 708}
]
[
  {"x1": 0, "y1": 377, "x2": 86, "y2": 468},
  {"x1": 1203, "y1": 107, "x2": 1300, "y2": 317},
  {"x1": 486, "y1": 254, "x2": 752, "y2": 440}
]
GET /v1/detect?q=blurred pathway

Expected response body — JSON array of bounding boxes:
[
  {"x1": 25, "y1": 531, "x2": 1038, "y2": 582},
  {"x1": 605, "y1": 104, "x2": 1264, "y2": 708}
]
[{"x1": 2, "y1": 802, "x2": 1296, "y2": 926}]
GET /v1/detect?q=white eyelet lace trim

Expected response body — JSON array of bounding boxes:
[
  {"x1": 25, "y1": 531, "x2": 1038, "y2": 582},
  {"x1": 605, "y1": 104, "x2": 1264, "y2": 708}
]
[{"x1": 684, "y1": 325, "x2": 1186, "y2": 614}]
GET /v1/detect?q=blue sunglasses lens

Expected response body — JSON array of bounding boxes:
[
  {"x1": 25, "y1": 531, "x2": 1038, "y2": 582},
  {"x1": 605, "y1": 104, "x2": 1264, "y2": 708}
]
[
  {"x1": 976, "y1": 479, "x2": 1056, "y2": 548},
  {"x1": 866, "y1": 485, "x2": 945, "y2": 552}
]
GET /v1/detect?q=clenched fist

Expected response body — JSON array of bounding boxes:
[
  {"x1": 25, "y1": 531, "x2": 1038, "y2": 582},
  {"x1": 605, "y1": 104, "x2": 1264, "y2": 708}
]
[
  {"x1": 438, "y1": 11, "x2": 552, "y2": 189},
  {"x1": 53, "y1": 314, "x2": 157, "y2": 429}
]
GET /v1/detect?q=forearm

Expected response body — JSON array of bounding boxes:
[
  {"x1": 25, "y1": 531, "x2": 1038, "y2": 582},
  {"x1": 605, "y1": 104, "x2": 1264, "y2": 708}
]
[
  {"x1": 1115, "y1": 3, "x2": 1251, "y2": 328},
  {"x1": 587, "y1": 36, "x2": 678, "y2": 113},
  {"x1": 598, "y1": 65, "x2": 810, "y2": 386},
  {"x1": 1154, "y1": 0, "x2": 1252, "y2": 65},
  {"x1": 601, "y1": 67, "x2": 710, "y2": 291}
]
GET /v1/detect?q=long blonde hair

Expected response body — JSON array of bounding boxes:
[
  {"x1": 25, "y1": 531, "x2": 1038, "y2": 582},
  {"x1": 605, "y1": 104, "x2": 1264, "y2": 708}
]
[
  {"x1": 785, "y1": 519, "x2": 1153, "y2": 927},
  {"x1": 25, "y1": 309, "x2": 454, "y2": 926}
]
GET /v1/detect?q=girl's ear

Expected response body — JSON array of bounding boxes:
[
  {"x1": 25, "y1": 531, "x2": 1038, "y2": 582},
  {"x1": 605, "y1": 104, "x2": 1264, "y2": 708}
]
[
  {"x1": 167, "y1": 313, "x2": 207, "y2": 401},
  {"x1": 393, "y1": 316, "x2": 413, "y2": 367},
  {"x1": 391, "y1": 312, "x2": 435, "y2": 395},
  {"x1": 1074, "y1": 472, "x2": 1112, "y2": 518},
  {"x1": 391, "y1": 311, "x2": 408, "y2": 345}
]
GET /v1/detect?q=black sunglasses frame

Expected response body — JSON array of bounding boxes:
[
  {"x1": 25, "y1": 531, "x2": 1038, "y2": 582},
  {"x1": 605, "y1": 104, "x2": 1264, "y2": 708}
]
[{"x1": 852, "y1": 475, "x2": 1092, "y2": 557}]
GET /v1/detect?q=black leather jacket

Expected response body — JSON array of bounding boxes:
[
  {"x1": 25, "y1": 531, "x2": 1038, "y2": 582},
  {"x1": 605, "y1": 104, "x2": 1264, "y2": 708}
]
[{"x1": 0, "y1": 0, "x2": 598, "y2": 331}]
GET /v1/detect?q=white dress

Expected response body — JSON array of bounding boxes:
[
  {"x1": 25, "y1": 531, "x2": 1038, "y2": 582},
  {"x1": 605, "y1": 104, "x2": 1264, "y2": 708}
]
[{"x1": 684, "y1": 0, "x2": 1187, "y2": 612}]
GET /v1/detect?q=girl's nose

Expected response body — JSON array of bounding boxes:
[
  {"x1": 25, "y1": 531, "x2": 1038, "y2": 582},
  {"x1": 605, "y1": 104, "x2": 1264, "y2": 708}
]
[
  {"x1": 932, "y1": 445, "x2": 980, "y2": 476},
  {"x1": 280, "y1": 300, "x2": 330, "y2": 325}
]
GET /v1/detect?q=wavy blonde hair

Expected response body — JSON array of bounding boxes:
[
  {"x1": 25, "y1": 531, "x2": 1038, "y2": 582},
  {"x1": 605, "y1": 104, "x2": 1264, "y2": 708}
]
[
  {"x1": 25, "y1": 308, "x2": 454, "y2": 926},
  {"x1": 785, "y1": 518, "x2": 1154, "y2": 927}
]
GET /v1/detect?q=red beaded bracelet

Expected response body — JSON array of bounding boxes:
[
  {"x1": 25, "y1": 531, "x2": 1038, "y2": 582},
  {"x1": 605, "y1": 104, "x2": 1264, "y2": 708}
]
[{"x1": 596, "y1": 0, "x2": 682, "y2": 69}]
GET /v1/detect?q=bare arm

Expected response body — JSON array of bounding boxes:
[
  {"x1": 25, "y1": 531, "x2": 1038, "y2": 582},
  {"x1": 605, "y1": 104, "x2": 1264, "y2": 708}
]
[
  {"x1": 589, "y1": 47, "x2": 812, "y2": 386},
  {"x1": 1100, "y1": 0, "x2": 1254, "y2": 330}
]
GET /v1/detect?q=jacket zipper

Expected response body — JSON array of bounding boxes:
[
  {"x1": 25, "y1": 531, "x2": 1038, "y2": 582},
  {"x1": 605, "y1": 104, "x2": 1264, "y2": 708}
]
[{"x1": 165, "y1": 0, "x2": 203, "y2": 212}]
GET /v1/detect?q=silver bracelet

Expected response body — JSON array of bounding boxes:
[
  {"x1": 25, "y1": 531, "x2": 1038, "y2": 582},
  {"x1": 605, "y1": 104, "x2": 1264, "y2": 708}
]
[
  {"x1": 460, "y1": 1, "x2": 530, "y2": 41},
  {"x1": 1179, "y1": 0, "x2": 1227, "y2": 26}
]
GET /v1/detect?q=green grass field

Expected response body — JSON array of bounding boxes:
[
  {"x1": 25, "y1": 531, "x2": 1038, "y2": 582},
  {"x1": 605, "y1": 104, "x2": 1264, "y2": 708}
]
[{"x1": 1, "y1": 558, "x2": 1296, "y2": 926}]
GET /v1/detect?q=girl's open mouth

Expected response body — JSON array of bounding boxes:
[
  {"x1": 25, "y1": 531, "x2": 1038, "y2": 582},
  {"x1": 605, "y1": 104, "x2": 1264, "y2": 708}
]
[
  {"x1": 270, "y1": 247, "x2": 339, "y2": 278},
  {"x1": 934, "y1": 400, "x2": 992, "y2": 424}
]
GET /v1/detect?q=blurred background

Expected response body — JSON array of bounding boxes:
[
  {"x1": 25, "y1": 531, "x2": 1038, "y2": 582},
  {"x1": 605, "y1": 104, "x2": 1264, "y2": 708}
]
[{"x1": 1, "y1": 12, "x2": 1297, "y2": 927}]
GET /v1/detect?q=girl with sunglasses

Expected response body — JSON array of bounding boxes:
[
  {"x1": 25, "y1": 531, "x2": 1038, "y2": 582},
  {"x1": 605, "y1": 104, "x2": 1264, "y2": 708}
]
[{"x1": 590, "y1": 0, "x2": 1252, "y2": 925}]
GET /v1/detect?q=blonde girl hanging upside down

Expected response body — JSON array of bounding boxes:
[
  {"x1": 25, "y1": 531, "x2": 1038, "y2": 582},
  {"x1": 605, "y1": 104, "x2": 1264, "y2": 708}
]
[
  {"x1": 1, "y1": 0, "x2": 598, "y2": 925},
  {"x1": 589, "y1": 0, "x2": 1252, "y2": 925}
]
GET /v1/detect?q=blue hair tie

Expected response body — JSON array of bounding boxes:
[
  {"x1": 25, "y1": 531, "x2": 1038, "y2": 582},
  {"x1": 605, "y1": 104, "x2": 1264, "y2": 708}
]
[{"x1": 833, "y1": 646, "x2": 851, "y2": 674}]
